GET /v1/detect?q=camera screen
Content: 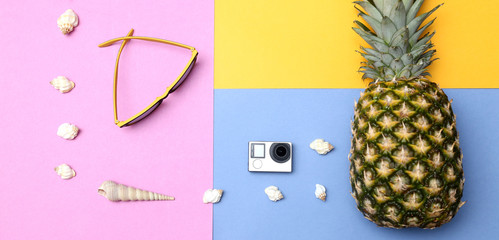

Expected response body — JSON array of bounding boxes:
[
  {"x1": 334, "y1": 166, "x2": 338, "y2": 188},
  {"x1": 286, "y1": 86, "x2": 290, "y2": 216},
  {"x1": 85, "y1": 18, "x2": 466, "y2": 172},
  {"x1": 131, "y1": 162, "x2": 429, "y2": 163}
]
[{"x1": 252, "y1": 144, "x2": 265, "y2": 158}]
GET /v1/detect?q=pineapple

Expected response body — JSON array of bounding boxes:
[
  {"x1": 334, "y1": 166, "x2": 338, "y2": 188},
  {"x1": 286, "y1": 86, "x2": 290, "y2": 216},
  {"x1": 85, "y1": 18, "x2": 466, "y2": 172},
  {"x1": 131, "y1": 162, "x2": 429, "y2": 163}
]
[{"x1": 349, "y1": 0, "x2": 465, "y2": 228}]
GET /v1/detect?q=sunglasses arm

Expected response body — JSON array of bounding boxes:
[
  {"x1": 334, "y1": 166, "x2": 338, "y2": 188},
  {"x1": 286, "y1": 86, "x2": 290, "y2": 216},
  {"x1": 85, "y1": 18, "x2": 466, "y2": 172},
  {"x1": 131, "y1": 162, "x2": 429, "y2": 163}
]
[
  {"x1": 99, "y1": 36, "x2": 196, "y2": 51},
  {"x1": 113, "y1": 29, "x2": 135, "y2": 125}
]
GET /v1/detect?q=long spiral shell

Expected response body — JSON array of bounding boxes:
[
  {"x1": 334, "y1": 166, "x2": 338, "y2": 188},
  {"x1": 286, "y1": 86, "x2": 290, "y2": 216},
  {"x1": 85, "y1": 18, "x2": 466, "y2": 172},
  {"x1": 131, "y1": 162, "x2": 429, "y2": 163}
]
[{"x1": 98, "y1": 181, "x2": 174, "y2": 202}]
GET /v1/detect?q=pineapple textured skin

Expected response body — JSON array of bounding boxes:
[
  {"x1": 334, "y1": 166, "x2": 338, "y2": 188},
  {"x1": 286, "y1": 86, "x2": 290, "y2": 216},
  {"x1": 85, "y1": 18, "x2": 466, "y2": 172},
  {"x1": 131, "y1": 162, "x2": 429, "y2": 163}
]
[{"x1": 349, "y1": 78, "x2": 464, "y2": 228}]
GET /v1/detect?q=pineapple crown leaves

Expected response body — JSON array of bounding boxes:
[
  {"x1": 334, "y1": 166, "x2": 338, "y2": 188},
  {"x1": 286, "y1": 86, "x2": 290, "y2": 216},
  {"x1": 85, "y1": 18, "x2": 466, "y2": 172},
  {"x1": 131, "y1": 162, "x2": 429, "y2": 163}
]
[{"x1": 353, "y1": 0, "x2": 443, "y2": 81}]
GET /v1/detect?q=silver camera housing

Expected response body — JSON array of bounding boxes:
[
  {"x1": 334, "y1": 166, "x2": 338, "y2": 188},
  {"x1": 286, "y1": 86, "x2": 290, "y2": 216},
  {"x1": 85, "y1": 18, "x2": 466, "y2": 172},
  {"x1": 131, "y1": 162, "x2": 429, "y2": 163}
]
[{"x1": 248, "y1": 141, "x2": 292, "y2": 172}]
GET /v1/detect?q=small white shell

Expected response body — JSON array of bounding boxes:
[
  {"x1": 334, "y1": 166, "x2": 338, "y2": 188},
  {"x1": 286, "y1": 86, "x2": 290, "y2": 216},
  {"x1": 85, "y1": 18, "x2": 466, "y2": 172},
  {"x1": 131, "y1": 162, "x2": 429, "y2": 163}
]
[
  {"x1": 315, "y1": 184, "x2": 326, "y2": 201},
  {"x1": 310, "y1": 139, "x2": 334, "y2": 155},
  {"x1": 50, "y1": 76, "x2": 75, "y2": 93},
  {"x1": 203, "y1": 189, "x2": 224, "y2": 203},
  {"x1": 55, "y1": 163, "x2": 76, "y2": 180},
  {"x1": 57, "y1": 9, "x2": 79, "y2": 34},
  {"x1": 57, "y1": 123, "x2": 79, "y2": 140},
  {"x1": 265, "y1": 185, "x2": 284, "y2": 202}
]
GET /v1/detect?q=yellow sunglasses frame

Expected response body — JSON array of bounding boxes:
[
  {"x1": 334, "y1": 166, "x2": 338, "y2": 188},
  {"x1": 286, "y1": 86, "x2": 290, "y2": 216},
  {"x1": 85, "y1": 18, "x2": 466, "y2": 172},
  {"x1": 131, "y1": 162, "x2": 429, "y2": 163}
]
[{"x1": 99, "y1": 29, "x2": 198, "y2": 128}]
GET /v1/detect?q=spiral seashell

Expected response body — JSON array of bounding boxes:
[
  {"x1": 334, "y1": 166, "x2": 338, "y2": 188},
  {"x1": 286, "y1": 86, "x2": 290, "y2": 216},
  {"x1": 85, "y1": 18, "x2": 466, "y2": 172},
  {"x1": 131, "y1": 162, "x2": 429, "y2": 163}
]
[
  {"x1": 50, "y1": 76, "x2": 75, "y2": 93},
  {"x1": 57, "y1": 9, "x2": 79, "y2": 34},
  {"x1": 265, "y1": 185, "x2": 284, "y2": 202},
  {"x1": 57, "y1": 123, "x2": 79, "y2": 140},
  {"x1": 310, "y1": 139, "x2": 334, "y2": 155},
  {"x1": 54, "y1": 163, "x2": 76, "y2": 180},
  {"x1": 315, "y1": 184, "x2": 326, "y2": 201},
  {"x1": 98, "y1": 181, "x2": 174, "y2": 202},
  {"x1": 203, "y1": 189, "x2": 224, "y2": 203}
]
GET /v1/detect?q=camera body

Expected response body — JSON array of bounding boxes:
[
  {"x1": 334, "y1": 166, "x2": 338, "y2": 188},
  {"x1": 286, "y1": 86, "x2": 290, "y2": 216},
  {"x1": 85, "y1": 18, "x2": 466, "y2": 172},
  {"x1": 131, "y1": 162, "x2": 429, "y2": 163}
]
[{"x1": 248, "y1": 141, "x2": 292, "y2": 172}]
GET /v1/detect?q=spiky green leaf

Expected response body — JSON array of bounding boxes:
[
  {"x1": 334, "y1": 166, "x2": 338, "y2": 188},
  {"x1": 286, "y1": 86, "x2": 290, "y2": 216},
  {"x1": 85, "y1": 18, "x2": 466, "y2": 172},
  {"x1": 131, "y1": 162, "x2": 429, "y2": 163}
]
[
  {"x1": 355, "y1": 1, "x2": 383, "y2": 21},
  {"x1": 373, "y1": 0, "x2": 385, "y2": 14},
  {"x1": 413, "y1": 68, "x2": 427, "y2": 76},
  {"x1": 381, "y1": 17, "x2": 397, "y2": 42},
  {"x1": 374, "y1": 61, "x2": 385, "y2": 68},
  {"x1": 401, "y1": 53, "x2": 414, "y2": 65},
  {"x1": 389, "y1": 46, "x2": 404, "y2": 58},
  {"x1": 390, "y1": 27, "x2": 409, "y2": 46},
  {"x1": 402, "y1": 0, "x2": 414, "y2": 12},
  {"x1": 353, "y1": 27, "x2": 378, "y2": 49},
  {"x1": 354, "y1": 27, "x2": 390, "y2": 53},
  {"x1": 407, "y1": 0, "x2": 424, "y2": 22},
  {"x1": 360, "y1": 12, "x2": 383, "y2": 35},
  {"x1": 373, "y1": 42, "x2": 391, "y2": 53},
  {"x1": 389, "y1": 0, "x2": 407, "y2": 29},
  {"x1": 390, "y1": 59, "x2": 405, "y2": 72},
  {"x1": 360, "y1": 68, "x2": 380, "y2": 77},
  {"x1": 399, "y1": 67, "x2": 412, "y2": 78},
  {"x1": 361, "y1": 52, "x2": 381, "y2": 62},
  {"x1": 407, "y1": 4, "x2": 442, "y2": 36},
  {"x1": 385, "y1": 68, "x2": 395, "y2": 78},
  {"x1": 354, "y1": 20, "x2": 374, "y2": 34},
  {"x1": 412, "y1": 31, "x2": 435, "y2": 50},
  {"x1": 381, "y1": 53, "x2": 395, "y2": 66},
  {"x1": 361, "y1": 46, "x2": 383, "y2": 58},
  {"x1": 419, "y1": 50, "x2": 436, "y2": 62},
  {"x1": 409, "y1": 18, "x2": 435, "y2": 46},
  {"x1": 380, "y1": 0, "x2": 398, "y2": 17}
]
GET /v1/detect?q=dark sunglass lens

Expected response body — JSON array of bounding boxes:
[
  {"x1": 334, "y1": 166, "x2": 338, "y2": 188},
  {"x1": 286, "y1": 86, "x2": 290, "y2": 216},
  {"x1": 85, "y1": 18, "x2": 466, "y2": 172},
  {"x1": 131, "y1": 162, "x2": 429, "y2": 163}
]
[
  {"x1": 170, "y1": 57, "x2": 196, "y2": 93},
  {"x1": 124, "y1": 101, "x2": 162, "y2": 127}
]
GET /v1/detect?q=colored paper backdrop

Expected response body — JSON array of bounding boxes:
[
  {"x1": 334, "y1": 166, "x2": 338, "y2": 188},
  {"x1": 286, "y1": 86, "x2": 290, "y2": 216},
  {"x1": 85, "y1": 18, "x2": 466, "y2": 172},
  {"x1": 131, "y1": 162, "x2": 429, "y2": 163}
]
[
  {"x1": 3, "y1": 0, "x2": 499, "y2": 239},
  {"x1": 0, "y1": 0, "x2": 213, "y2": 239},
  {"x1": 215, "y1": 0, "x2": 499, "y2": 89}
]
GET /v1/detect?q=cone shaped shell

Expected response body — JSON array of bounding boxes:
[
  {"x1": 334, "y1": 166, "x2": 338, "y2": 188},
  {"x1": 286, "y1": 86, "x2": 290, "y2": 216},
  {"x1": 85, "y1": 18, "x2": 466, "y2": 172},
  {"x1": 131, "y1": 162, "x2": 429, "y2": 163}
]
[
  {"x1": 315, "y1": 184, "x2": 327, "y2": 201},
  {"x1": 98, "y1": 181, "x2": 174, "y2": 202}
]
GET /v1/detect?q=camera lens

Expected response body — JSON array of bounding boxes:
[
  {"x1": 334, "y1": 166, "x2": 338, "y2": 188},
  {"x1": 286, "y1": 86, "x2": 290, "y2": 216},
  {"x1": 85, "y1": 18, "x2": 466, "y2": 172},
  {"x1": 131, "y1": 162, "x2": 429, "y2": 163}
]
[
  {"x1": 275, "y1": 146, "x2": 287, "y2": 157},
  {"x1": 270, "y1": 143, "x2": 291, "y2": 163}
]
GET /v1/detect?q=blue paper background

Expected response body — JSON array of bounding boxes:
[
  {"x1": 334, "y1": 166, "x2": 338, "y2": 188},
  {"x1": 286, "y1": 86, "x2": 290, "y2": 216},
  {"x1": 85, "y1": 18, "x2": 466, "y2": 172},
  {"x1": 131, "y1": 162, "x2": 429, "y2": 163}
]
[{"x1": 214, "y1": 89, "x2": 499, "y2": 239}]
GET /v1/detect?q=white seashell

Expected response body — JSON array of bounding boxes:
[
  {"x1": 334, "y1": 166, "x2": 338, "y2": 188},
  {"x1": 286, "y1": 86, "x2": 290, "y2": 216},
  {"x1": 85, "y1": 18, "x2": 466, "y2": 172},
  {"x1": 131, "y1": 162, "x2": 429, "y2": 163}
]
[
  {"x1": 265, "y1": 185, "x2": 284, "y2": 202},
  {"x1": 310, "y1": 139, "x2": 334, "y2": 155},
  {"x1": 98, "y1": 180, "x2": 174, "y2": 202},
  {"x1": 57, "y1": 123, "x2": 79, "y2": 140},
  {"x1": 315, "y1": 184, "x2": 326, "y2": 201},
  {"x1": 54, "y1": 163, "x2": 76, "y2": 180},
  {"x1": 57, "y1": 9, "x2": 79, "y2": 34},
  {"x1": 203, "y1": 189, "x2": 224, "y2": 204},
  {"x1": 50, "y1": 76, "x2": 75, "y2": 93}
]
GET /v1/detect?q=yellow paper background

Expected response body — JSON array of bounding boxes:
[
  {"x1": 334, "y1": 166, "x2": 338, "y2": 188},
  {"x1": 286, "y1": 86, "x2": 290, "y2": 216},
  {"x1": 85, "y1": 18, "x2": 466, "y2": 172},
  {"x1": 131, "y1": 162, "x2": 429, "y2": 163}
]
[{"x1": 215, "y1": 0, "x2": 499, "y2": 89}]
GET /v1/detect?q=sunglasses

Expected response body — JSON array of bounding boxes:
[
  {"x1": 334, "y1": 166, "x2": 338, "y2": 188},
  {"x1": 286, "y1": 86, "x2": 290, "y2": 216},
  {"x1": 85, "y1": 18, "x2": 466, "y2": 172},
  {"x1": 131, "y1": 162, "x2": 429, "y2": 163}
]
[{"x1": 99, "y1": 29, "x2": 198, "y2": 128}]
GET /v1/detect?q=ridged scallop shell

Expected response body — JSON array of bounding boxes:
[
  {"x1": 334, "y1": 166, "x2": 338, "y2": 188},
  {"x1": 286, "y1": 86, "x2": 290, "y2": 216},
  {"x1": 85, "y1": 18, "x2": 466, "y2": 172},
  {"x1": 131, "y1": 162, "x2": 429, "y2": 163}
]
[
  {"x1": 203, "y1": 189, "x2": 224, "y2": 203},
  {"x1": 98, "y1": 181, "x2": 174, "y2": 202},
  {"x1": 265, "y1": 185, "x2": 284, "y2": 202},
  {"x1": 315, "y1": 184, "x2": 326, "y2": 201},
  {"x1": 57, "y1": 9, "x2": 79, "y2": 34},
  {"x1": 310, "y1": 139, "x2": 334, "y2": 155},
  {"x1": 50, "y1": 76, "x2": 75, "y2": 93},
  {"x1": 57, "y1": 123, "x2": 79, "y2": 140},
  {"x1": 55, "y1": 163, "x2": 76, "y2": 180}
]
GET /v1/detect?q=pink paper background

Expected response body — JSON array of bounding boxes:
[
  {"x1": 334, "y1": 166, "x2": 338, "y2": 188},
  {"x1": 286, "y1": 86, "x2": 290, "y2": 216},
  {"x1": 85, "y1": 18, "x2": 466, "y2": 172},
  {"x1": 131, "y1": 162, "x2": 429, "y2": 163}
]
[{"x1": 0, "y1": 1, "x2": 213, "y2": 239}]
